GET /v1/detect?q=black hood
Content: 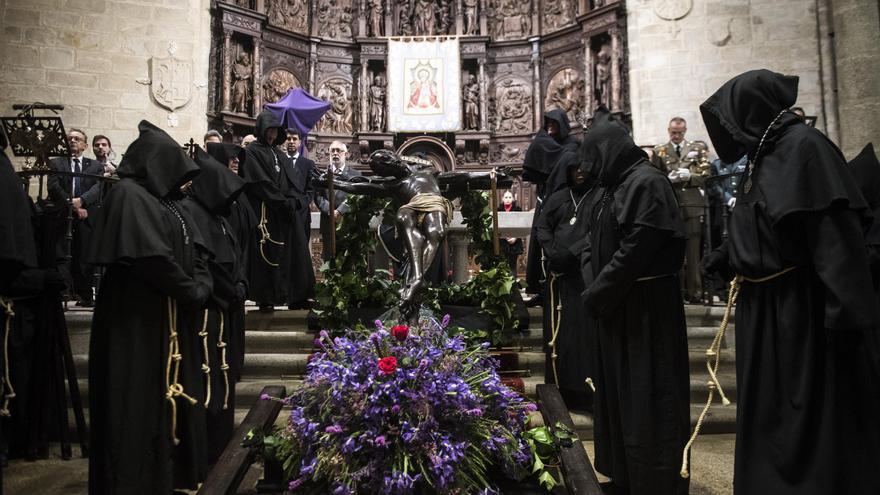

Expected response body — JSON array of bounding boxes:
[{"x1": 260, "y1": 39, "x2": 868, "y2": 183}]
[
  {"x1": 117, "y1": 120, "x2": 200, "y2": 199},
  {"x1": 544, "y1": 108, "x2": 572, "y2": 142},
  {"x1": 580, "y1": 106, "x2": 648, "y2": 188},
  {"x1": 700, "y1": 69, "x2": 799, "y2": 163},
  {"x1": 206, "y1": 142, "x2": 246, "y2": 174},
  {"x1": 849, "y1": 143, "x2": 880, "y2": 208},
  {"x1": 254, "y1": 110, "x2": 286, "y2": 146},
  {"x1": 191, "y1": 146, "x2": 246, "y2": 215}
]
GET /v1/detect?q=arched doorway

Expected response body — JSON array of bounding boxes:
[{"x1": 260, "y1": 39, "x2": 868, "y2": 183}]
[{"x1": 396, "y1": 136, "x2": 456, "y2": 172}]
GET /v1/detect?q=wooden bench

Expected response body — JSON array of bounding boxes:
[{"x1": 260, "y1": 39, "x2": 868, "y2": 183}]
[{"x1": 197, "y1": 385, "x2": 286, "y2": 495}]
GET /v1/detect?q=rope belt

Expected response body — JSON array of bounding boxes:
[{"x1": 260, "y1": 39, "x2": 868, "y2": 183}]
[
  {"x1": 680, "y1": 266, "x2": 797, "y2": 478},
  {"x1": 165, "y1": 298, "x2": 197, "y2": 446},
  {"x1": 258, "y1": 202, "x2": 284, "y2": 267},
  {"x1": 636, "y1": 273, "x2": 676, "y2": 282},
  {"x1": 217, "y1": 311, "x2": 230, "y2": 410},
  {"x1": 198, "y1": 309, "x2": 211, "y2": 409},
  {"x1": 546, "y1": 273, "x2": 562, "y2": 387},
  {"x1": 0, "y1": 297, "x2": 16, "y2": 417}
]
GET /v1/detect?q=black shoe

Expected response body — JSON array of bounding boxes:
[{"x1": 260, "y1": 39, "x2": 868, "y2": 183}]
[
  {"x1": 76, "y1": 299, "x2": 94, "y2": 308},
  {"x1": 258, "y1": 304, "x2": 275, "y2": 313},
  {"x1": 288, "y1": 301, "x2": 312, "y2": 310},
  {"x1": 524, "y1": 295, "x2": 543, "y2": 307}
]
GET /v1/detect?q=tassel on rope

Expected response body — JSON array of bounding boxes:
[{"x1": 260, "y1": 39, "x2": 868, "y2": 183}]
[
  {"x1": 585, "y1": 377, "x2": 596, "y2": 393},
  {"x1": 680, "y1": 277, "x2": 740, "y2": 479},
  {"x1": 217, "y1": 312, "x2": 230, "y2": 410},
  {"x1": 165, "y1": 298, "x2": 197, "y2": 446},
  {"x1": 0, "y1": 297, "x2": 16, "y2": 417},
  {"x1": 258, "y1": 202, "x2": 284, "y2": 267},
  {"x1": 199, "y1": 308, "x2": 211, "y2": 409},
  {"x1": 546, "y1": 273, "x2": 562, "y2": 387}
]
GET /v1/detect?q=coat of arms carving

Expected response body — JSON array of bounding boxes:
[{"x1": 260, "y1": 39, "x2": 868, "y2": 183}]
[{"x1": 140, "y1": 43, "x2": 194, "y2": 127}]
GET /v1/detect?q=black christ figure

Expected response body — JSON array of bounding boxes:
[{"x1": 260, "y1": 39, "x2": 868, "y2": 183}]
[{"x1": 315, "y1": 149, "x2": 511, "y2": 321}]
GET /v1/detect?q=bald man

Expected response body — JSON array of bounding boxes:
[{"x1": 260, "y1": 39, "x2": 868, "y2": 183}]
[{"x1": 314, "y1": 141, "x2": 361, "y2": 261}]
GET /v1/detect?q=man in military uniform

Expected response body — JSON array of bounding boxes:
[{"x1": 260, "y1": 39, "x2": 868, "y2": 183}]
[{"x1": 651, "y1": 117, "x2": 709, "y2": 303}]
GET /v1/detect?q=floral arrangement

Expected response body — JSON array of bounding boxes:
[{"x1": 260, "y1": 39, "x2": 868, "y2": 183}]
[{"x1": 260, "y1": 316, "x2": 548, "y2": 494}]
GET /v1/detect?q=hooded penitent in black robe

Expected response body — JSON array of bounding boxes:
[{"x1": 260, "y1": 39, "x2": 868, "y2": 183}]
[
  {"x1": 207, "y1": 142, "x2": 253, "y2": 376},
  {"x1": 523, "y1": 109, "x2": 580, "y2": 294},
  {"x1": 701, "y1": 70, "x2": 880, "y2": 495},
  {"x1": 581, "y1": 108, "x2": 690, "y2": 495},
  {"x1": 182, "y1": 147, "x2": 248, "y2": 466},
  {"x1": 241, "y1": 111, "x2": 308, "y2": 307},
  {"x1": 87, "y1": 121, "x2": 211, "y2": 495},
  {"x1": 534, "y1": 158, "x2": 597, "y2": 410}
]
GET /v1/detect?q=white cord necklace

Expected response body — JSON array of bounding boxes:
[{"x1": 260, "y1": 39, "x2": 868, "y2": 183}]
[{"x1": 569, "y1": 189, "x2": 588, "y2": 225}]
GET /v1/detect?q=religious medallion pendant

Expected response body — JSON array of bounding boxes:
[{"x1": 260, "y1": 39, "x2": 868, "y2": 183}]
[{"x1": 569, "y1": 216, "x2": 577, "y2": 225}]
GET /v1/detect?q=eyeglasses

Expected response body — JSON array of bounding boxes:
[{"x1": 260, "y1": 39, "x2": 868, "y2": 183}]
[
  {"x1": 329, "y1": 148, "x2": 345, "y2": 152},
  {"x1": 68, "y1": 135, "x2": 85, "y2": 142}
]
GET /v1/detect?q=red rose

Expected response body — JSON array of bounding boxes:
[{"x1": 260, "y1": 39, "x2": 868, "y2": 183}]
[
  {"x1": 378, "y1": 356, "x2": 398, "y2": 375},
  {"x1": 391, "y1": 324, "x2": 409, "y2": 341}
]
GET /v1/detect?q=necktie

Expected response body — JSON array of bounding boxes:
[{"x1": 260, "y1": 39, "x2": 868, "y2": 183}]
[
  {"x1": 675, "y1": 144, "x2": 681, "y2": 156},
  {"x1": 73, "y1": 158, "x2": 81, "y2": 197}
]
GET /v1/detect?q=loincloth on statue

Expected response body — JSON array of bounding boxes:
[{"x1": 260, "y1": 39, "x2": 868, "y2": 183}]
[{"x1": 398, "y1": 193, "x2": 453, "y2": 226}]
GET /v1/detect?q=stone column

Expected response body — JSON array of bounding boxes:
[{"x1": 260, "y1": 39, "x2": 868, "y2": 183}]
[
  {"x1": 583, "y1": 35, "x2": 594, "y2": 111},
  {"x1": 456, "y1": 0, "x2": 464, "y2": 35},
  {"x1": 385, "y1": 0, "x2": 395, "y2": 36},
  {"x1": 361, "y1": 59, "x2": 370, "y2": 131},
  {"x1": 831, "y1": 0, "x2": 880, "y2": 157},
  {"x1": 530, "y1": 37, "x2": 541, "y2": 130},
  {"x1": 222, "y1": 30, "x2": 233, "y2": 112},
  {"x1": 358, "y1": 0, "x2": 368, "y2": 37},
  {"x1": 252, "y1": 38, "x2": 262, "y2": 114},
  {"x1": 449, "y1": 231, "x2": 471, "y2": 283},
  {"x1": 308, "y1": 41, "x2": 318, "y2": 93},
  {"x1": 478, "y1": 56, "x2": 488, "y2": 130},
  {"x1": 479, "y1": 0, "x2": 488, "y2": 36},
  {"x1": 609, "y1": 26, "x2": 621, "y2": 113}
]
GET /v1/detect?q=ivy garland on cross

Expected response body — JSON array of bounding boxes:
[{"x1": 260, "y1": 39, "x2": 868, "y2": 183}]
[{"x1": 313, "y1": 190, "x2": 519, "y2": 344}]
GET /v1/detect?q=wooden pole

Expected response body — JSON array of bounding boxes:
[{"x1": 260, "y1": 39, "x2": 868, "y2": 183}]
[
  {"x1": 328, "y1": 168, "x2": 337, "y2": 264},
  {"x1": 490, "y1": 168, "x2": 500, "y2": 257}
]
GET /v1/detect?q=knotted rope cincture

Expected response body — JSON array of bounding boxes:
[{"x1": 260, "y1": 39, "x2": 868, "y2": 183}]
[
  {"x1": 585, "y1": 377, "x2": 595, "y2": 393},
  {"x1": 0, "y1": 297, "x2": 16, "y2": 417},
  {"x1": 258, "y1": 202, "x2": 284, "y2": 267},
  {"x1": 165, "y1": 298, "x2": 197, "y2": 446},
  {"x1": 680, "y1": 266, "x2": 796, "y2": 479},
  {"x1": 199, "y1": 308, "x2": 211, "y2": 409},
  {"x1": 217, "y1": 311, "x2": 230, "y2": 410},
  {"x1": 546, "y1": 273, "x2": 562, "y2": 387}
]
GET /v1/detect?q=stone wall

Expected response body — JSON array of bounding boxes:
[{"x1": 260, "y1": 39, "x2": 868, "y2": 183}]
[
  {"x1": 625, "y1": 0, "x2": 833, "y2": 153},
  {"x1": 0, "y1": 0, "x2": 213, "y2": 162}
]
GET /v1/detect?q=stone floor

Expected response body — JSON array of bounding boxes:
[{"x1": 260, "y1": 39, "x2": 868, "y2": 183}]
[{"x1": 5, "y1": 435, "x2": 736, "y2": 494}]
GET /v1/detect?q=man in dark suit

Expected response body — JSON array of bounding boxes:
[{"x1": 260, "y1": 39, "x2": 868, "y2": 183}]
[
  {"x1": 47, "y1": 128, "x2": 104, "y2": 305},
  {"x1": 283, "y1": 129, "x2": 315, "y2": 238},
  {"x1": 279, "y1": 129, "x2": 317, "y2": 308},
  {"x1": 314, "y1": 140, "x2": 361, "y2": 261}
]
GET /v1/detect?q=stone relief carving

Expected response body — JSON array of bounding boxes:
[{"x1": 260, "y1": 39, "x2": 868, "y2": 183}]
[
  {"x1": 267, "y1": 0, "x2": 309, "y2": 33},
  {"x1": 231, "y1": 50, "x2": 253, "y2": 114},
  {"x1": 463, "y1": 0, "x2": 479, "y2": 35},
  {"x1": 368, "y1": 74, "x2": 386, "y2": 131},
  {"x1": 489, "y1": 143, "x2": 526, "y2": 163},
  {"x1": 489, "y1": 0, "x2": 532, "y2": 41},
  {"x1": 367, "y1": 0, "x2": 384, "y2": 36},
  {"x1": 361, "y1": 44, "x2": 387, "y2": 55},
  {"x1": 491, "y1": 77, "x2": 532, "y2": 134},
  {"x1": 545, "y1": 67, "x2": 583, "y2": 123},
  {"x1": 653, "y1": 0, "x2": 692, "y2": 21},
  {"x1": 543, "y1": 0, "x2": 574, "y2": 33},
  {"x1": 316, "y1": 78, "x2": 354, "y2": 134},
  {"x1": 318, "y1": 0, "x2": 353, "y2": 40},
  {"x1": 397, "y1": 0, "x2": 453, "y2": 35},
  {"x1": 234, "y1": 0, "x2": 252, "y2": 9},
  {"x1": 263, "y1": 68, "x2": 301, "y2": 103},
  {"x1": 223, "y1": 12, "x2": 261, "y2": 32},
  {"x1": 462, "y1": 73, "x2": 480, "y2": 130}
]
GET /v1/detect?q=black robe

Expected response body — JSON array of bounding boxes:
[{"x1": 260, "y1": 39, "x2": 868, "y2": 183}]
[
  {"x1": 534, "y1": 185, "x2": 597, "y2": 409},
  {"x1": 182, "y1": 147, "x2": 248, "y2": 466},
  {"x1": 241, "y1": 111, "x2": 306, "y2": 307},
  {"x1": 702, "y1": 70, "x2": 880, "y2": 495},
  {"x1": 207, "y1": 142, "x2": 254, "y2": 374},
  {"x1": 86, "y1": 121, "x2": 211, "y2": 495},
  {"x1": 522, "y1": 109, "x2": 580, "y2": 293},
  {"x1": 581, "y1": 108, "x2": 690, "y2": 495},
  {"x1": 278, "y1": 151, "x2": 315, "y2": 305}
]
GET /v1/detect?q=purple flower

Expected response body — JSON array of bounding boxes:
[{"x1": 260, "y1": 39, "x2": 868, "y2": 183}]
[
  {"x1": 441, "y1": 314, "x2": 451, "y2": 328},
  {"x1": 288, "y1": 478, "x2": 305, "y2": 490},
  {"x1": 374, "y1": 319, "x2": 384, "y2": 330},
  {"x1": 374, "y1": 435, "x2": 386, "y2": 446},
  {"x1": 466, "y1": 408, "x2": 483, "y2": 417},
  {"x1": 260, "y1": 393, "x2": 270, "y2": 401},
  {"x1": 325, "y1": 424, "x2": 343, "y2": 434},
  {"x1": 390, "y1": 404, "x2": 400, "y2": 414}
]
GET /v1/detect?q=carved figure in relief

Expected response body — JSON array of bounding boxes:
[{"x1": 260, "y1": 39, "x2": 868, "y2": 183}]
[
  {"x1": 231, "y1": 51, "x2": 252, "y2": 114},
  {"x1": 463, "y1": 0, "x2": 478, "y2": 35},
  {"x1": 235, "y1": 0, "x2": 251, "y2": 8},
  {"x1": 492, "y1": 0, "x2": 531, "y2": 40},
  {"x1": 263, "y1": 69, "x2": 300, "y2": 103},
  {"x1": 317, "y1": 80, "x2": 353, "y2": 134},
  {"x1": 543, "y1": 0, "x2": 571, "y2": 30},
  {"x1": 546, "y1": 68, "x2": 583, "y2": 122},
  {"x1": 594, "y1": 42, "x2": 612, "y2": 106},
  {"x1": 369, "y1": 75, "x2": 386, "y2": 131},
  {"x1": 462, "y1": 73, "x2": 480, "y2": 130},
  {"x1": 368, "y1": 0, "x2": 384, "y2": 36},
  {"x1": 413, "y1": 0, "x2": 437, "y2": 35},
  {"x1": 495, "y1": 79, "x2": 531, "y2": 133},
  {"x1": 268, "y1": 0, "x2": 308, "y2": 33},
  {"x1": 318, "y1": 0, "x2": 353, "y2": 39}
]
